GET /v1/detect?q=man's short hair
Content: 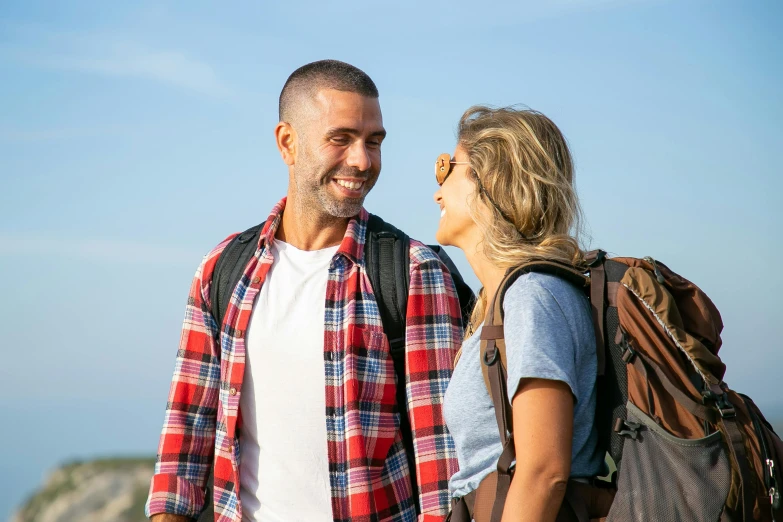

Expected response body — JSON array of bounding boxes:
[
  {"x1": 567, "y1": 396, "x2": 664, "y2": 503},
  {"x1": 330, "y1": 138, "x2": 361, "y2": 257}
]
[{"x1": 279, "y1": 60, "x2": 379, "y2": 122}]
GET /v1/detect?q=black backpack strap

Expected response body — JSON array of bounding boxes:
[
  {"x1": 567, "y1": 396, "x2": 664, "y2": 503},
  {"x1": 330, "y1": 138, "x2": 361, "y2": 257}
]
[
  {"x1": 198, "y1": 222, "x2": 265, "y2": 522},
  {"x1": 365, "y1": 214, "x2": 410, "y2": 349},
  {"x1": 210, "y1": 223, "x2": 265, "y2": 333},
  {"x1": 365, "y1": 214, "x2": 419, "y2": 512},
  {"x1": 427, "y1": 244, "x2": 476, "y2": 328}
]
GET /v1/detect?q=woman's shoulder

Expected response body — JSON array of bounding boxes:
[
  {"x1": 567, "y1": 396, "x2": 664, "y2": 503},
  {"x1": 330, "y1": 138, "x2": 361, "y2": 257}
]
[{"x1": 503, "y1": 271, "x2": 588, "y2": 312}]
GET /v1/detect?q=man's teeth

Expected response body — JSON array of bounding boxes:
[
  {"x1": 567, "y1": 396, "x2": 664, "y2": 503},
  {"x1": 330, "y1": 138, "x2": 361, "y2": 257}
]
[
  {"x1": 440, "y1": 208, "x2": 446, "y2": 217},
  {"x1": 336, "y1": 179, "x2": 364, "y2": 190}
]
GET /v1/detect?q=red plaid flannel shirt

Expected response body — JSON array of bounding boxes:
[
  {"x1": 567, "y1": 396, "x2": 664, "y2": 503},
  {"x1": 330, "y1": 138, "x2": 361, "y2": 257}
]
[{"x1": 146, "y1": 198, "x2": 462, "y2": 521}]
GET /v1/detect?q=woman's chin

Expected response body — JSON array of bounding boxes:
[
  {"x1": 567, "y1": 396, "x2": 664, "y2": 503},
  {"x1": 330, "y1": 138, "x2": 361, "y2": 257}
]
[{"x1": 435, "y1": 228, "x2": 453, "y2": 248}]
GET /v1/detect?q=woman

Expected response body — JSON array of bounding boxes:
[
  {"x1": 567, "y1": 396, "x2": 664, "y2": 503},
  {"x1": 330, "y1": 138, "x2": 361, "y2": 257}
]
[{"x1": 435, "y1": 106, "x2": 606, "y2": 522}]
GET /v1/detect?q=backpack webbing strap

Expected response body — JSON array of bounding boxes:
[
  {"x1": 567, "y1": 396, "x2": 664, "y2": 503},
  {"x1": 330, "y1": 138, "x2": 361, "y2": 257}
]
[
  {"x1": 586, "y1": 250, "x2": 608, "y2": 376},
  {"x1": 707, "y1": 383, "x2": 755, "y2": 521},
  {"x1": 364, "y1": 214, "x2": 420, "y2": 514},
  {"x1": 720, "y1": 414, "x2": 756, "y2": 521},
  {"x1": 480, "y1": 267, "x2": 517, "y2": 522},
  {"x1": 210, "y1": 223, "x2": 266, "y2": 333}
]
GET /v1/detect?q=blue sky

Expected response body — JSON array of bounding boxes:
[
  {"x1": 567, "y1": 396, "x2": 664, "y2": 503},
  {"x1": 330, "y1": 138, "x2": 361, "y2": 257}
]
[{"x1": 0, "y1": 0, "x2": 781, "y2": 518}]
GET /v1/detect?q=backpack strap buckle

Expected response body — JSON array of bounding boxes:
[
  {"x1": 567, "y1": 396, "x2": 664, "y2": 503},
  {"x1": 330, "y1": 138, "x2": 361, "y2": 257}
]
[
  {"x1": 585, "y1": 249, "x2": 607, "y2": 267},
  {"x1": 483, "y1": 345, "x2": 501, "y2": 366},
  {"x1": 617, "y1": 330, "x2": 637, "y2": 364},
  {"x1": 716, "y1": 394, "x2": 736, "y2": 418},
  {"x1": 621, "y1": 344, "x2": 637, "y2": 364},
  {"x1": 613, "y1": 418, "x2": 642, "y2": 440},
  {"x1": 702, "y1": 386, "x2": 736, "y2": 418}
]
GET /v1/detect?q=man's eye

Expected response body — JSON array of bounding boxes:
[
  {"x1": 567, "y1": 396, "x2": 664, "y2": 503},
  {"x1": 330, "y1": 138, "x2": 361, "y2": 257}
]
[
  {"x1": 367, "y1": 140, "x2": 382, "y2": 149},
  {"x1": 331, "y1": 137, "x2": 350, "y2": 145}
]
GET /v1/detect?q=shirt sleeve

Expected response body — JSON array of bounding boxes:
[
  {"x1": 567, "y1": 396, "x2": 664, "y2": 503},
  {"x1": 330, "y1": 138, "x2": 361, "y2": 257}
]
[
  {"x1": 405, "y1": 248, "x2": 463, "y2": 522},
  {"x1": 503, "y1": 278, "x2": 580, "y2": 401},
  {"x1": 145, "y1": 243, "x2": 226, "y2": 518}
]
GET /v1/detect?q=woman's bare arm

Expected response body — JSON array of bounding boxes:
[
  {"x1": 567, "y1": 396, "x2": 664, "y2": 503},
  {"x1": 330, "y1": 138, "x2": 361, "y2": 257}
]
[{"x1": 501, "y1": 378, "x2": 574, "y2": 522}]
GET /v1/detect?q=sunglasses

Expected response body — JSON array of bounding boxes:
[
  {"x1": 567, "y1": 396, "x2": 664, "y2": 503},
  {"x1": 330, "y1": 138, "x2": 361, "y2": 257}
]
[
  {"x1": 435, "y1": 153, "x2": 470, "y2": 186},
  {"x1": 435, "y1": 153, "x2": 523, "y2": 236}
]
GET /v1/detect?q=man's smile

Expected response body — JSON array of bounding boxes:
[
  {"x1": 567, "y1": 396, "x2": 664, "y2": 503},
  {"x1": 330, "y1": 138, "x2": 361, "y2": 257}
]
[{"x1": 332, "y1": 177, "x2": 366, "y2": 197}]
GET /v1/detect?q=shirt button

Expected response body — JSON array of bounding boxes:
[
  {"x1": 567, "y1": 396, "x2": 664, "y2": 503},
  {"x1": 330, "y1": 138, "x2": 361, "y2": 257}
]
[
  {"x1": 229, "y1": 387, "x2": 237, "y2": 396},
  {"x1": 228, "y1": 444, "x2": 234, "y2": 452},
  {"x1": 251, "y1": 276, "x2": 261, "y2": 284}
]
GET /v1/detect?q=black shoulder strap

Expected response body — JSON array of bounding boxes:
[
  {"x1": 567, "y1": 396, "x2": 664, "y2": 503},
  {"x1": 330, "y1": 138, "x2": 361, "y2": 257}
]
[
  {"x1": 427, "y1": 244, "x2": 475, "y2": 328},
  {"x1": 365, "y1": 214, "x2": 410, "y2": 348},
  {"x1": 210, "y1": 223, "x2": 265, "y2": 333},
  {"x1": 199, "y1": 223, "x2": 265, "y2": 522},
  {"x1": 364, "y1": 214, "x2": 420, "y2": 513}
]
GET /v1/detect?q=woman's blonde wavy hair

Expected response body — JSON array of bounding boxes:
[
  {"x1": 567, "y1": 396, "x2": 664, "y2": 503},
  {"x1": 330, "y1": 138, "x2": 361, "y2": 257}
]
[{"x1": 459, "y1": 106, "x2": 586, "y2": 335}]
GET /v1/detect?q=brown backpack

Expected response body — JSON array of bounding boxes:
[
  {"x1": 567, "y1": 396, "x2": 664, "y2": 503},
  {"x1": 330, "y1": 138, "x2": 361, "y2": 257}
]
[{"x1": 448, "y1": 251, "x2": 782, "y2": 522}]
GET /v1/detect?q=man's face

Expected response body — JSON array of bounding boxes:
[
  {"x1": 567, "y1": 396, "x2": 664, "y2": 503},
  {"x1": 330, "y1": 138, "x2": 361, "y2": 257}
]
[{"x1": 292, "y1": 89, "x2": 385, "y2": 218}]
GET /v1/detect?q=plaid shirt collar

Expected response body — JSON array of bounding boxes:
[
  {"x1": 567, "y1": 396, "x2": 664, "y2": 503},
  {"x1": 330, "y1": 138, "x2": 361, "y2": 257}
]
[{"x1": 257, "y1": 196, "x2": 368, "y2": 266}]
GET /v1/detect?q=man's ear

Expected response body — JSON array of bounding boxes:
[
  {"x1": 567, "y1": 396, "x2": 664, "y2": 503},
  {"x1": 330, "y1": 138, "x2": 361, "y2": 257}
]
[{"x1": 275, "y1": 122, "x2": 297, "y2": 166}]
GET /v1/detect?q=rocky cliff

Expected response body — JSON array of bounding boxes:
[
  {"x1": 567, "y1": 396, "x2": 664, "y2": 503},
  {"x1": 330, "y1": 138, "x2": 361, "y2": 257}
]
[{"x1": 10, "y1": 457, "x2": 154, "y2": 522}]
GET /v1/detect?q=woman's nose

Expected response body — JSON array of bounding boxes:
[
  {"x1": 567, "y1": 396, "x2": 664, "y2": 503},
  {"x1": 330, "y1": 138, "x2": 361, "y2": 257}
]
[{"x1": 433, "y1": 188, "x2": 442, "y2": 205}]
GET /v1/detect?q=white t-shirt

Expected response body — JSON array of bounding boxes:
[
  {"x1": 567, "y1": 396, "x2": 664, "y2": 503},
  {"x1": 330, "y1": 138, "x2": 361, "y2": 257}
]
[{"x1": 239, "y1": 240, "x2": 338, "y2": 522}]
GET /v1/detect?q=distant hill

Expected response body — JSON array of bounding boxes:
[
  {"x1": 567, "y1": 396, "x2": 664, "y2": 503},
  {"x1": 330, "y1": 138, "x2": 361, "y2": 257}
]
[{"x1": 10, "y1": 457, "x2": 154, "y2": 522}]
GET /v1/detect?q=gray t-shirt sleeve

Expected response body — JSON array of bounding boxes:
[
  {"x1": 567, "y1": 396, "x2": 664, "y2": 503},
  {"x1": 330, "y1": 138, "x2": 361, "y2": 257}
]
[{"x1": 503, "y1": 278, "x2": 579, "y2": 401}]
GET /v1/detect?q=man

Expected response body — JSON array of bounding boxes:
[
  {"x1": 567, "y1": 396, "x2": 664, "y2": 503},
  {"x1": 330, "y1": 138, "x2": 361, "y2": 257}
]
[{"x1": 146, "y1": 60, "x2": 462, "y2": 522}]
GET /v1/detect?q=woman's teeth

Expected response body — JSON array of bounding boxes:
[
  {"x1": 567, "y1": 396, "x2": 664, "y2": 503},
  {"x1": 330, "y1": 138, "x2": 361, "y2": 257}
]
[
  {"x1": 336, "y1": 179, "x2": 364, "y2": 190},
  {"x1": 440, "y1": 208, "x2": 446, "y2": 217}
]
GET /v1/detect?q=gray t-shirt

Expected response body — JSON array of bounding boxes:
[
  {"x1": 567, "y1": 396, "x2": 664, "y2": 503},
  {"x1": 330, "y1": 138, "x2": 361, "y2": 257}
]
[{"x1": 444, "y1": 272, "x2": 605, "y2": 498}]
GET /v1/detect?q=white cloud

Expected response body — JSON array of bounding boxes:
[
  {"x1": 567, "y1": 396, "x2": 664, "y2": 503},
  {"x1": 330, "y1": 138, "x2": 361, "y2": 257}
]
[
  {"x1": 0, "y1": 235, "x2": 201, "y2": 265},
  {"x1": 0, "y1": 25, "x2": 232, "y2": 98},
  {"x1": 46, "y1": 47, "x2": 232, "y2": 98},
  {"x1": 0, "y1": 124, "x2": 142, "y2": 142}
]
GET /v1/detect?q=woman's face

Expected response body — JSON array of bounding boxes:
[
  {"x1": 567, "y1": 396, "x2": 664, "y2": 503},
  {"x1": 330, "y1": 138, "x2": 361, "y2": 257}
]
[{"x1": 433, "y1": 145, "x2": 481, "y2": 250}]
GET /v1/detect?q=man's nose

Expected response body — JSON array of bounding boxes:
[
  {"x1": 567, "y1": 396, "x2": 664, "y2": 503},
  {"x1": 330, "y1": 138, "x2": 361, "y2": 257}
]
[
  {"x1": 346, "y1": 141, "x2": 372, "y2": 172},
  {"x1": 434, "y1": 189, "x2": 442, "y2": 204}
]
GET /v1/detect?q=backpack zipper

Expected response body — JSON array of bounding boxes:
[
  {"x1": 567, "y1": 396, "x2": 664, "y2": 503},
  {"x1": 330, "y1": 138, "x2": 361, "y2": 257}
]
[{"x1": 740, "y1": 394, "x2": 780, "y2": 512}]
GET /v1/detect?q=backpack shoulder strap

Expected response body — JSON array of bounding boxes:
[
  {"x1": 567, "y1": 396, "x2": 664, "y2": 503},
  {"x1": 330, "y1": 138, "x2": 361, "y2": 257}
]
[
  {"x1": 584, "y1": 250, "x2": 608, "y2": 376},
  {"x1": 198, "y1": 222, "x2": 264, "y2": 522},
  {"x1": 365, "y1": 214, "x2": 410, "y2": 349},
  {"x1": 427, "y1": 244, "x2": 476, "y2": 329},
  {"x1": 479, "y1": 260, "x2": 589, "y2": 411},
  {"x1": 210, "y1": 223, "x2": 265, "y2": 333},
  {"x1": 364, "y1": 213, "x2": 419, "y2": 512},
  {"x1": 478, "y1": 260, "x2": 589, "y2": 522}
]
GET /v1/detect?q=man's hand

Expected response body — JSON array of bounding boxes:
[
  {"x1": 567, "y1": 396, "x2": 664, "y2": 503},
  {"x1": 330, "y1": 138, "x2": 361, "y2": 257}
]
[{"x1": 150, "y1": 515, "x2": 192, "y2": 522}]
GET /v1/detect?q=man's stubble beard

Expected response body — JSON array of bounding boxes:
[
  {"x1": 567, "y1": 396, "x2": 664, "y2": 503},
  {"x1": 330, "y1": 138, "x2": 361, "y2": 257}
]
[{"x1": 294, "y1": 155, "x2": 377, "y2": 222}]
